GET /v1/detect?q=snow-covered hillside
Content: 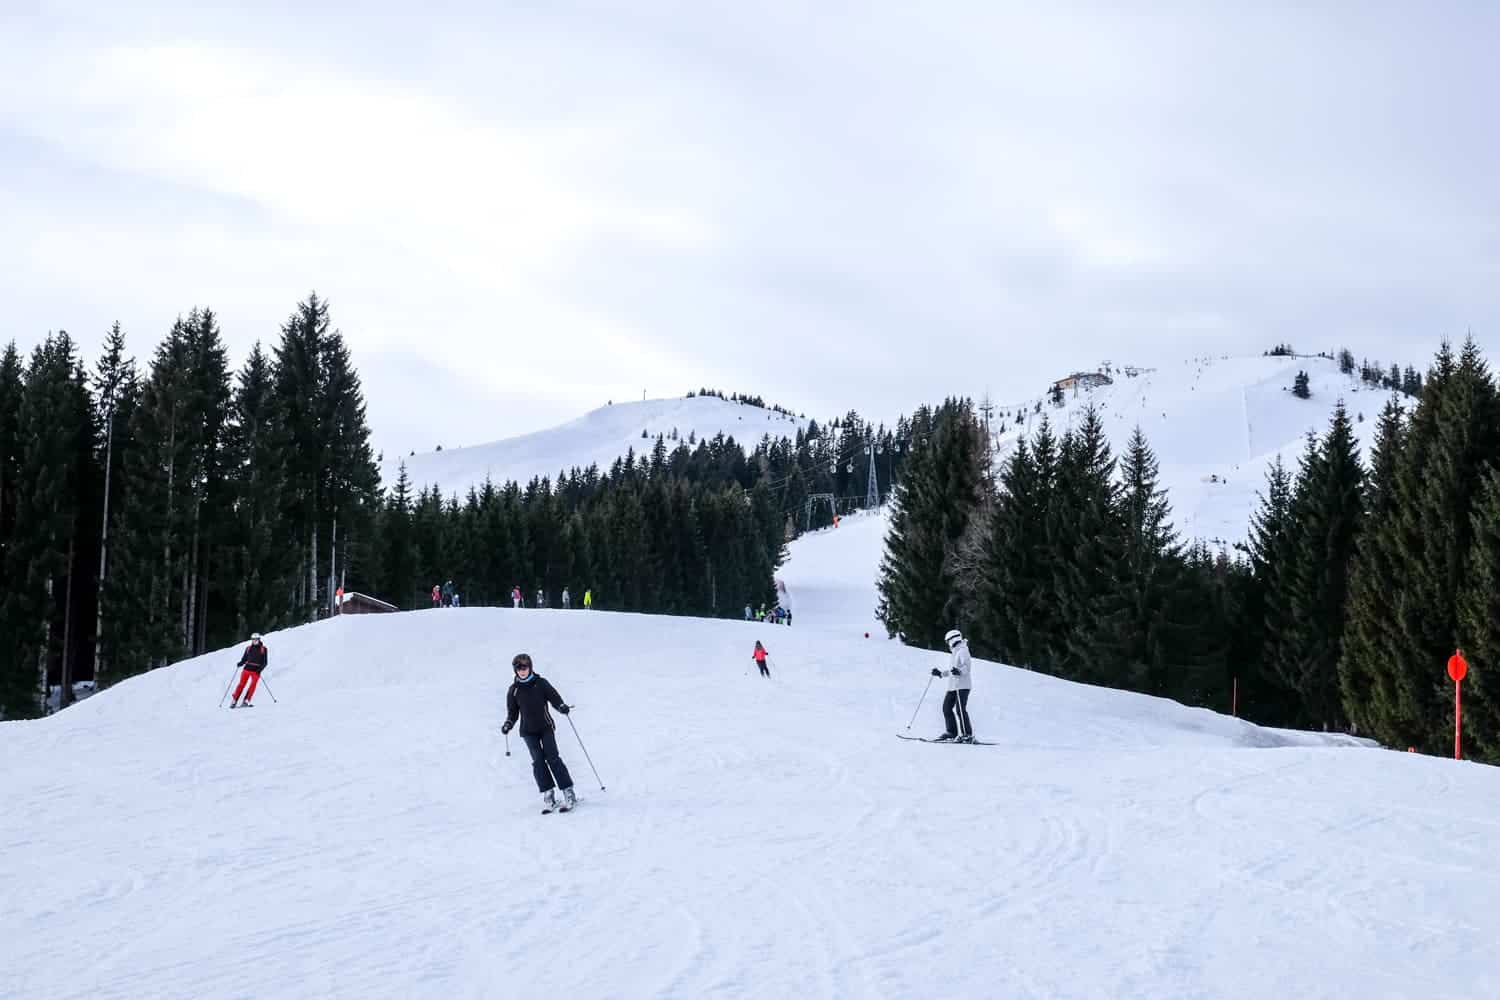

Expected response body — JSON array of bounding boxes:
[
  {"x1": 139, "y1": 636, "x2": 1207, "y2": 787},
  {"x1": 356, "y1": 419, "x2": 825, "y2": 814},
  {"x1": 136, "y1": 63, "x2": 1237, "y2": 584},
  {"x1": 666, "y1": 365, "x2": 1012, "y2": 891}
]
[
  {"x1": 999, "y1": 355, "x2": 1397, "y2": 547},
  {"x1": 7, "y1": 517, "x2": 1499, "y2": 1000},
  {"x1": 383, "y1": 395, "x2": 805, "y2": 498}
]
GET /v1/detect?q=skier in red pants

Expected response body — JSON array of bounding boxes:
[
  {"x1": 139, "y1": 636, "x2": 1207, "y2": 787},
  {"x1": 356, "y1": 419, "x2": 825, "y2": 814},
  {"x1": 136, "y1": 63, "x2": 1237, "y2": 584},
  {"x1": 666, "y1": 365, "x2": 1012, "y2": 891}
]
[{"x1": 230, "y1": 633, "x2": 268, "y2": 708}]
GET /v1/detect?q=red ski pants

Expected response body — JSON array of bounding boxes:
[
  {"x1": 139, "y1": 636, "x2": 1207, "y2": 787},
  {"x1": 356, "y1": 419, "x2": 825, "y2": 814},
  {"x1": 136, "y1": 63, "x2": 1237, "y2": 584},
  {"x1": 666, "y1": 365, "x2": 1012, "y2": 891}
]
[{"x1": 233, "y1": 669, "x2": 261, "y2": 702}]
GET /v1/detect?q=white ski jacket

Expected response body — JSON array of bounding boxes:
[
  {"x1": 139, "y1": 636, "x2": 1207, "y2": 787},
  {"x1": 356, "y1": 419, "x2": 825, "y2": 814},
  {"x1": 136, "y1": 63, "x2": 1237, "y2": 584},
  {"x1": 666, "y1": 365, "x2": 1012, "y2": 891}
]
[{"x1": 943, "y1": 641, "x2": 972, "y2": 691}]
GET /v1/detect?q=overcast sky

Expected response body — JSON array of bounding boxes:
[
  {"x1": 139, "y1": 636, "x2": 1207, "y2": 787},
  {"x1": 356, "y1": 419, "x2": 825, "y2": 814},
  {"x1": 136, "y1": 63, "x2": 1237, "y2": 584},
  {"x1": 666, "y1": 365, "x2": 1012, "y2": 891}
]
[{"x1": 3, "y1": 2, "x2": 1497, "y2": 458}]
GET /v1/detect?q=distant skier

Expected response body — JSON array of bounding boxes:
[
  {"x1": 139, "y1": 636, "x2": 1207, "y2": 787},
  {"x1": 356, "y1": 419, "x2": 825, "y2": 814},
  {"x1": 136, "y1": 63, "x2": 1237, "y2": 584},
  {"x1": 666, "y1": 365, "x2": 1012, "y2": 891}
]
[
  {"x1": 500, "y1": 653, "x2": 578, "y2": 813},
  {"x1": 432, "y1": 584, "x2": 441, "y2": 609},
  {"x1": 583, "y1": 589, "x2": 593, "y2": 610},
  {"x1": 744, "y1": 604, "x2": 752, "y2": 621},
  {"x1": 752, "y1": 640, "x2": 770, "y2": 678},
  {"x1": 536, "y1": 588, "x2": 545, "y2": 608},
  {"x1": 562, "y1": 588, "x2": 572, "y2": 609},
  {"x1": 443, "y1": 580, "x2": 454, "y2": 607},
  {"x1": 930, "y1": 628, "x2": 974, "y2": 742},
  {"x1": 451, "y1": 591, "x2": 461, "y2": 608},
  {"x1": 230, "y1": 633, "x2": 268, "y2": 708},
  {"x1": 512, "y1": 585, "x2": 522, "y2": 609}
]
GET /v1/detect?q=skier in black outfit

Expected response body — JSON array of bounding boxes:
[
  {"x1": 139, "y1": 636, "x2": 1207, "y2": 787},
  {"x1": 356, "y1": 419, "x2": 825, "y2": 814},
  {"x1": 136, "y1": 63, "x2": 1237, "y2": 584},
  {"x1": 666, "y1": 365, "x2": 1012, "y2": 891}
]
[{"x1": 500, "y1": 653, "x2": 577, "y2": 812}]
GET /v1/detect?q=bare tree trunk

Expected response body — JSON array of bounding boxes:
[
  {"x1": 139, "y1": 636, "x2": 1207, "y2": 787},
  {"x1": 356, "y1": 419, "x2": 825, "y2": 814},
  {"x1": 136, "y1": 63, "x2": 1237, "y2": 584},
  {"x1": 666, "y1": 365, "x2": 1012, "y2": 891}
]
[
  {"x1": 162, "y1": 405, "x2": 176, "y2": 645},
  {"x1": 197, "y1": 545, "x2": 210, "y2": 653},
  {"x1": 184, "y1": 503, "x2": 199, "y2": 653},
  {"x1": 309, "y1": 521, "x2": 318, "y2": 622},
  {"x1": 93, "y1": 411, "x2": 114, "y2": 683},
  {"x1": 61, "y1": 535, "x2": 76, "y2": 707},
  {"x1": 329, "y1": 517, "x2": 338, "y2": 617},
  {"x1": 39, "y1": 551, "x2": 53, "y2": 714}
]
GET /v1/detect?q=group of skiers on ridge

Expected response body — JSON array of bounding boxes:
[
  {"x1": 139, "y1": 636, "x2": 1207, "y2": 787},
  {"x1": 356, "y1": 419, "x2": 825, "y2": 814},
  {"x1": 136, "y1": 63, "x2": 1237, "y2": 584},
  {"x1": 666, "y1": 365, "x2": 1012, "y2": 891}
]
[
  {"x1": 429, "y1": 581, "x2": 596, "y2": 611},
  {"x1": 745, "y1": 603, "x2": 791, "y2": 625}
]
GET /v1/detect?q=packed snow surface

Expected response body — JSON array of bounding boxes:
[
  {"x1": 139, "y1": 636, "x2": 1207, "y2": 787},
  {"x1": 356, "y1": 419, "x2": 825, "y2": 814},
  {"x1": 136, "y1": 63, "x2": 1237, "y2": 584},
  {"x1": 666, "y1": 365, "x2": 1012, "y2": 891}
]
[
  {"x1": 383, "y1": 395, "x2": 805, "y2": 499},
  {"x1": 1001, "y1": 355, "x2": 1396, "y2": 546},
  {"x1": 6, "y1": 515, "x2": 1499, "y2": 999}
]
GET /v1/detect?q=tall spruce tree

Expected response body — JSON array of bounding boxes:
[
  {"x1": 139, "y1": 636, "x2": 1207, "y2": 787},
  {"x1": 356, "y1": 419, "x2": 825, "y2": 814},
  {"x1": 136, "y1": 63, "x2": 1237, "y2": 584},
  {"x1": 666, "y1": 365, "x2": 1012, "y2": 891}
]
[
  {"x1": 0, "y1": 334, "x2": 96, "y2": 716},
  {"x1": 1339, "y1": 396, "x2": 1405, "y2": 736},
  {"x1": 1242, "y1": 455, "x2": 1298, "y2": 723},
  {"x1": 91, "y1": 324, "x2": 139, "y2": 685},
  {"x1": 1457, "y1": 468, "x2": 1500, "y2": 761},
  {"x1": 1343, "y1": 340, "x2": 1500, "y2": 750},
  {"x1": 877, "y1": 399, "x2": 985, "y2": 649},
  {"x1": 1049, "y1": 406, "x2": 1121, "y2": 680},
  {"x1": 0, "y1": 342, "x2": 23, "y2": 583},
  {"x1": 1274, "y1": 403, "x2": 1364, "y2": 730},
  {"x1": 1085, "y1": 427, "x2": 1192, "y2": 695}
]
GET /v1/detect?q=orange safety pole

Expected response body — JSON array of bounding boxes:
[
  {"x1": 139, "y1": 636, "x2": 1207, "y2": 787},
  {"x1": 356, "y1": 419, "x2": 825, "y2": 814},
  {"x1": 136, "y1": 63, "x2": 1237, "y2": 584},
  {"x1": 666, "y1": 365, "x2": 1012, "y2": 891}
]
[{"x1": 1455, "y1": 678, "x2": 1462, "y2": 761}]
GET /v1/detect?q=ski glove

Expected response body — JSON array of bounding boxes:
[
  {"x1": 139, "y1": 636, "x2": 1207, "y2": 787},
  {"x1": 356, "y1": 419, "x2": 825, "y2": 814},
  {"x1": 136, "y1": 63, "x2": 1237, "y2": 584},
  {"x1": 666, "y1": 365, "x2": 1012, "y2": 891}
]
[
  {"x1": 931, "y1": 668, "x2": 943, "y2": 677},
  {"x1": 951, "y1": 666, "x2": 962, "y2": 676},
  {"x1": 500, "y1": 721, "x2": 513, "y2": 734},
  {"x1": 557, "y1": 704, "x2": 571, "y2": 715}
]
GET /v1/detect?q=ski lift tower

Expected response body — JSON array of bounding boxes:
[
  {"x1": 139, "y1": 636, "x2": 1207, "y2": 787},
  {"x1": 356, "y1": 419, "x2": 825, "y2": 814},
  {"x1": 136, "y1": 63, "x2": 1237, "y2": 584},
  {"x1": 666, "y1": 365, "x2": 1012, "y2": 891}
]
[{"x1": 865, "y1": 439, "x2": 881, "y2": 509}]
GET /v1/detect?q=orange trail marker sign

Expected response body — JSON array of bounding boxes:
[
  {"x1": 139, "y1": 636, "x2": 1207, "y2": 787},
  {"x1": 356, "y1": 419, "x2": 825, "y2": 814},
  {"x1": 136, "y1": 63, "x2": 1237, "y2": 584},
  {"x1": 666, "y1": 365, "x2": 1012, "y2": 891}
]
[{"x1": 1448, "y1": 650, "x2": 1468, "y2": 760}]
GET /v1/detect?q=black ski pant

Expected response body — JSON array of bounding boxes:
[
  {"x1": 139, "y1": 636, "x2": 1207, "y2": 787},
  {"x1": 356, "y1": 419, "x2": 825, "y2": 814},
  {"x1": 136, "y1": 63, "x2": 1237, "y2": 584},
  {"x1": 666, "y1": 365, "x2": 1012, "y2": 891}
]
[
  {"x1": 757, "y1": 660, "x2": 769, "y2": 677},
  {"x1": 522, "y1": 729, "x2": 574, "y2": 793},
  {"x1": 942, "y1": 689, "x2": 972, "y2": 737}
]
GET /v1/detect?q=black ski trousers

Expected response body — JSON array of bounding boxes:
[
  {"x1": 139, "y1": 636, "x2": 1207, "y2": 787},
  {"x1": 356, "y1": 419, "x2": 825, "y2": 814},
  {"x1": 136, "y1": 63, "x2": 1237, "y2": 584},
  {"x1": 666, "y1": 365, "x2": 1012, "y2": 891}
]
[
  {"x1": 942, "y1": 689, "x2": 972, "y2": 738},
  {"x1": 757, "y1": 662, "x2": 769, "y2": 677},
  {"x1": 522, "y1": 730, "x2": 575, "y2": 793}
]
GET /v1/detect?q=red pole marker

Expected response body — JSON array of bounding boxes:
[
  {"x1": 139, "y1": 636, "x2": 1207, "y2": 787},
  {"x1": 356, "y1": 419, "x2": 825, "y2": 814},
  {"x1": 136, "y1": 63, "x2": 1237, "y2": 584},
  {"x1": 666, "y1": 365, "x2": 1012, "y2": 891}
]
[{"x1": 1447, "y1": 649, "x2": 1468, "y2": 760}]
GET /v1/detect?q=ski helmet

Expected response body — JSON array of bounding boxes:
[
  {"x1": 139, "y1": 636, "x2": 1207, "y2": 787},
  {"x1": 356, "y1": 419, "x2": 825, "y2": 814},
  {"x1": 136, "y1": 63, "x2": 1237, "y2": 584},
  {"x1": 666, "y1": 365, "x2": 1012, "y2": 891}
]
[
  {"x1": 512, "y1": 653, "x2": 533, "y2": 672},
  {"x1": 944, "y1": 629, "x2": 964, "y2": 648},
  {"x1": 251, "y1": 632, "x2": 262, "y2": 642}
]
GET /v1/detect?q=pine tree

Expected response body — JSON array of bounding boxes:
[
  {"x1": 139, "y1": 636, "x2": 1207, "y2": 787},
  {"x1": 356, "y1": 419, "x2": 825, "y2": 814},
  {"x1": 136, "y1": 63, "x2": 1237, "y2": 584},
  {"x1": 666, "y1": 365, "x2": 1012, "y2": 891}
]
[
  {"x1": 1049, "y1": 407, "x2": 1121, "y2": 680},
  {"x1": 1240, "y1": 455, "x2": 1299, "y2": 723},
  {"x1": 1274, "y1": 403, "x2": 1364, "y2": 729},
  {"x1": 1339, "y1": 396, "x2": 1404, "y2": 737},
  {"x1": 0, "y1": 342, "x2": 23, "y2": 583},
  {"x1": 91, "y1": 324, "x2": 139, "y2": 685},
  {"x1": 877, "y1": 399, "x2": 985, "y2": 649},
  {"x1": 1292, "y1": 371, "x2": 1311, "y2": 399},
  {"x1": 1084, "y1": 427, "x2": 1195, "y2": 695},
  {"x1": 0, "y1": 334, "x2": 96, "y2": 716},
  {"x1": 1344, "y1": 340, "x2": 1500, "y2": 750},
  {"x1": 1457, "y1": 469, "x2": 1500, "y2": 760}
]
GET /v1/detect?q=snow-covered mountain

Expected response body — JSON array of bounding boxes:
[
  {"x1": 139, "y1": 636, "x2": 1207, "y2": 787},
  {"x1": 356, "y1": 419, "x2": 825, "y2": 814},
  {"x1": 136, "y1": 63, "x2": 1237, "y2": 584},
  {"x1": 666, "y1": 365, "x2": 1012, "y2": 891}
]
[
  {"x1": 997, "y1": 354, "x2": 1397, "y2": 547},
  {"x1": 383, "y1": 395, "x2": 806, "y2": 498},
  {"x1": 7, "y1": 513, "x2": 1497, "y2": 999}
]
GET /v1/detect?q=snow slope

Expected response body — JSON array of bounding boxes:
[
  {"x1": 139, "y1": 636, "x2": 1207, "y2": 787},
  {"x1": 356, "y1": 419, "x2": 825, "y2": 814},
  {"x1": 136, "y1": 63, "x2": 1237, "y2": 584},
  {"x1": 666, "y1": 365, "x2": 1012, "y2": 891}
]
[
  {"x1": 6, "y1": 520, "x2": 1500, "y2": 999},
  {"x1": 998, "y1": 355, "x2": 1398, "y2": 547},
  {"x1": 383, "y1": 395, "x2": 805, "y2": 498}
]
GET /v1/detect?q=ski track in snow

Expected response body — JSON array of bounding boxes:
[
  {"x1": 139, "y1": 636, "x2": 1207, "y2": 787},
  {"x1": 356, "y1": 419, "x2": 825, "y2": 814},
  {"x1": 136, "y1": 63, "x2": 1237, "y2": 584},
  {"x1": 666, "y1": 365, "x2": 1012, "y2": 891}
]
[{"x1": 7, "y1": 510, "x2": 1500, "y2": 999}]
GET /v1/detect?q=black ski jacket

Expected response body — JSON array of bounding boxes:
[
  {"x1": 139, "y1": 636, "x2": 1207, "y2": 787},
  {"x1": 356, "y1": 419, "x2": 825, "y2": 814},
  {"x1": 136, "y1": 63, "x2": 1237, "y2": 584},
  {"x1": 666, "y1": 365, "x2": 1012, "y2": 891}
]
[
  {"x1": 506, "y1": 675, "x2": 567, "y2": 736},
  {"x1": 238, "y1": 642, "x2": 268, "y2": 673}
]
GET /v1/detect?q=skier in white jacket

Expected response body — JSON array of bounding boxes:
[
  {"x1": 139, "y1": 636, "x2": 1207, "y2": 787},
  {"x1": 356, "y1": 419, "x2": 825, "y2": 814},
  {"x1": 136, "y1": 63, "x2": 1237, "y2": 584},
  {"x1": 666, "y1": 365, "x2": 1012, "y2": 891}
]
[{"x1": 930, "y1": 628, "x2": 974, "y2": 742}]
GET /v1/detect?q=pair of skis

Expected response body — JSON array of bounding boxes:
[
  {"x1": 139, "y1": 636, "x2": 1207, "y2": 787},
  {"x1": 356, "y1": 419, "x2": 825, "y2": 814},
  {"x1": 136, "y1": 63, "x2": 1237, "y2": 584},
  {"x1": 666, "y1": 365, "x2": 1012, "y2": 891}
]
[{"x1": 896, "y1": 734, "x2": 997, "y2": 746}]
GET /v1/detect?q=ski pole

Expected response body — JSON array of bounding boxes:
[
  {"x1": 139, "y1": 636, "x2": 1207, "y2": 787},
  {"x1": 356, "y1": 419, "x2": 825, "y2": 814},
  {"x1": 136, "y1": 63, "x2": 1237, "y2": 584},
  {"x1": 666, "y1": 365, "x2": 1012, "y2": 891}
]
[
  {"x1": 257, "y1": 675, "x2": 278, "y2": 704},
  {"x1": 504, "y1": 731, "x2": 511, "y2": 757},
  {"x1": 905, "y1": 675, "x2": 935, "y2": 730},
  {"x1": 218, "y1": 666, "x2": 241, "y2": 707},
  {"x1": 565, "y1": 714, "x2": 606, "y2": 791}
]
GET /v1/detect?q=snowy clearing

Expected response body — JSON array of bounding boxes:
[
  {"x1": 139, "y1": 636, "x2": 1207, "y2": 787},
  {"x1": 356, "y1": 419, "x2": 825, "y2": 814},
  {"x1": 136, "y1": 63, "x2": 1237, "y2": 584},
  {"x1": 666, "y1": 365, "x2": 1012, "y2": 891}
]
[{"x1": 5, "y1": 517, "x2": 1498, "y2": 1000}]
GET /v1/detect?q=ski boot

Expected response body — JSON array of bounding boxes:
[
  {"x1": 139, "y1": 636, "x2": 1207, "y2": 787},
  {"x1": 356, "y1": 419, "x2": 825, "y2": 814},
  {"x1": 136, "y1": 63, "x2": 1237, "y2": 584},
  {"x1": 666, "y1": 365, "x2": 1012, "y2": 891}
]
[
  {"x1": 560, "y1": 787, "x2": 577, "y2": 811},
  {"x1": 932, "y1": 733, "x2": 955, "y2": 742},
  {"x1": 954, "y1": 734, "x2": 976, "y2": 744},
  {"x1": 541, "y1": 789, "x2": 558, "y2": 813}
]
